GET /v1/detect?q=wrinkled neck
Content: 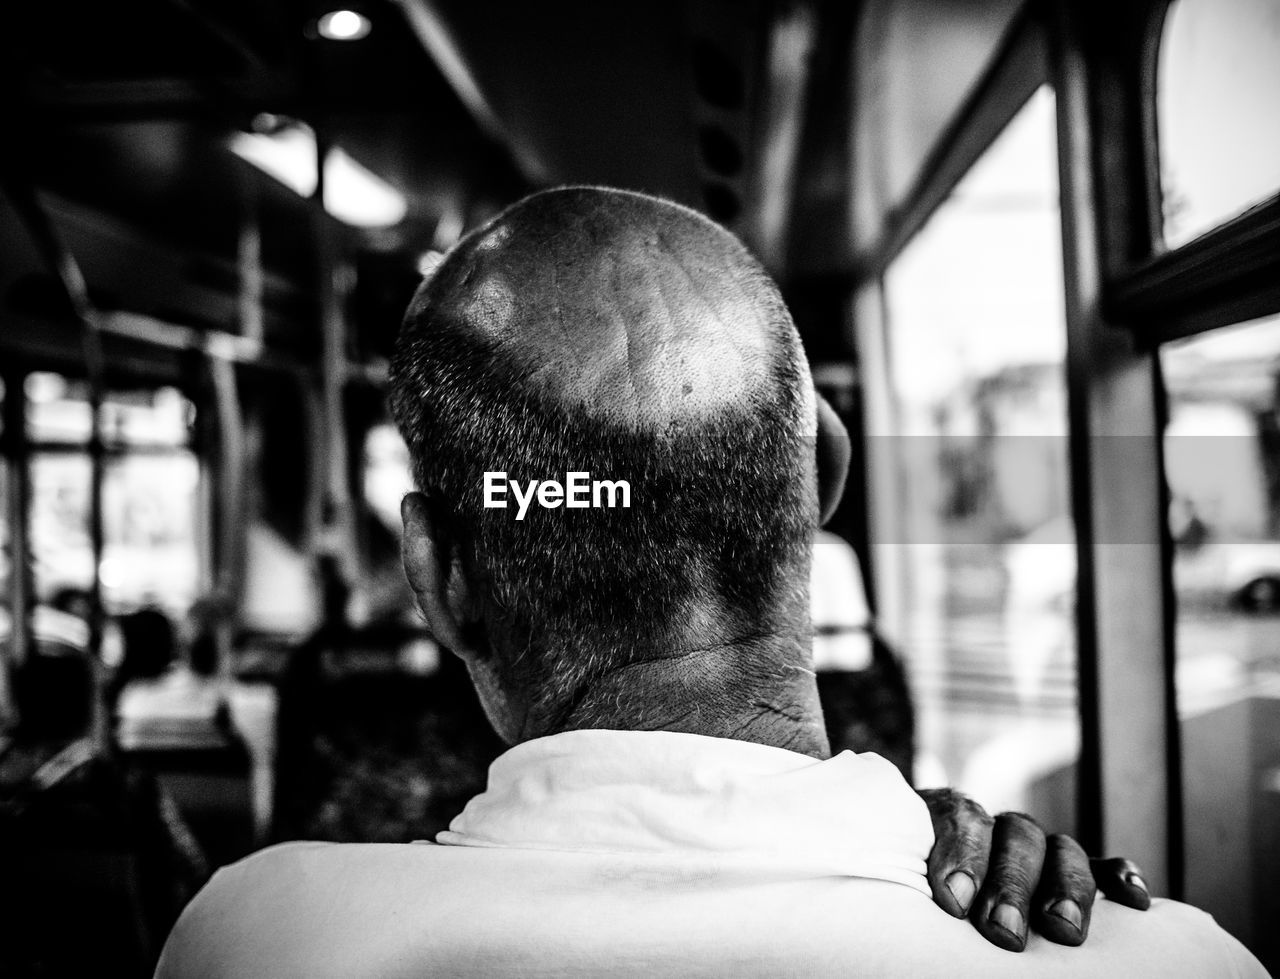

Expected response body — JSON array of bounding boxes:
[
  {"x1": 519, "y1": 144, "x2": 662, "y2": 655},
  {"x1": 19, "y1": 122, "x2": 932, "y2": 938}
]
[{"x1": 541, "y1": 631, "x2": 831, "y2": 760}]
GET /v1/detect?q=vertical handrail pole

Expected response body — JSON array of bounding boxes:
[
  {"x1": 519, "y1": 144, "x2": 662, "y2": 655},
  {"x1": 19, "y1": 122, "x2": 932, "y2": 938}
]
[
  {"x1": 1050, "y1": 0, "x2": 1179, "y2": 894},
  {"x1": 0, "y1": 179, "x2": 108, "y2": 662},
  {"x1": 313, "y1": 131, "x2": 353, "y2": 585},
  {"x1": 0, "y1": 178, "x2": 112, "y2": 751},
  {"x1": 1, "y1": 372, "x2": 30, "y2": 725}
]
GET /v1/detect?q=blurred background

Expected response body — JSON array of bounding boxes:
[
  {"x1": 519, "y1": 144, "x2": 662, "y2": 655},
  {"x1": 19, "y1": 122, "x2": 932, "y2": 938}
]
[{"x1": 0, "y1": 0, "x2": 1276, "y2": 975}]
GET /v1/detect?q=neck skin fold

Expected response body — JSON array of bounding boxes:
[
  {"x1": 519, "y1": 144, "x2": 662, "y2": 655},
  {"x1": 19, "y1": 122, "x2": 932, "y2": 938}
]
[{"x1": 530, "y1": 628, "x2": 832, "y2": 760}]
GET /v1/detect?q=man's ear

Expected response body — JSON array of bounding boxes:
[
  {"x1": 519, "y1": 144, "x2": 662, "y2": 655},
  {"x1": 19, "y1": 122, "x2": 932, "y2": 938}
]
[
  {"x1": 401, "y1": 491, "x2": 482, "y2": 660},
  {"x1": 816, "y1": 394, "x2": 850, "y2": 526}
]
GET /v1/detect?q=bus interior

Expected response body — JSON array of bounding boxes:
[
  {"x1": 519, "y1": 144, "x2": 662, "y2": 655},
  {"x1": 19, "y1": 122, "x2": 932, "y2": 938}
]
[{"x1": 0, "y1": 0, "x2": 1277, "y2": 974}]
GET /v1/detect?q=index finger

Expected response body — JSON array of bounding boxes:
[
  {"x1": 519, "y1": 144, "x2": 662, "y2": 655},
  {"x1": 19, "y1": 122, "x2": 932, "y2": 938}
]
[{"x1": 919, "y1": 788, "x2": 995, "y2": 918}]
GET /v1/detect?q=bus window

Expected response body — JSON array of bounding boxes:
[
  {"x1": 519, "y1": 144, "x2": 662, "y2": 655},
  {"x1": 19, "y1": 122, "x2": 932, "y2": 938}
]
[
  {"x1": 853, "y1": 0, "x2": 1025, "y2": 252},
  {"x1": 1161, "y1": 312, "x2": 1280, "y2": 958},
  {"x1": 25, "y1": 374, "x2": 201, "y2": 618},
  {"x1": 876, "y1": 87, "x2": 1077, "y2": 826},
  {"x1": 1157, "y1": 0, "x2": 1280, "y2": 248},
  {"x1": 29, "y1": 453, "x2": 93, "y2": 606}
]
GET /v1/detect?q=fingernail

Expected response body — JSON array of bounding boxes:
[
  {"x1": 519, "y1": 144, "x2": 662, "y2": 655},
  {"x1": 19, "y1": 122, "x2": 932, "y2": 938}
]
[
  {"x1": 1050, "y1": 899, "x2": 1082, "y2": 931},
  {"x1": 991, "y1": 903, "x2": 1025, "y2": 939},
  {"x1": 1126, "y1": 873, "x2": 1149, "y2": 895},
  {"x1": 946, "y1": 871, "x2": 976, "y2": 913}
]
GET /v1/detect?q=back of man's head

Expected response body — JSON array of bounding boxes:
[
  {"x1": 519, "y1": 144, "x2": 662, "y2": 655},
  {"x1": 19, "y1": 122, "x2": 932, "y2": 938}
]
[{"x1": 389, "y1": 187, "x2": 818, "y2": 718}]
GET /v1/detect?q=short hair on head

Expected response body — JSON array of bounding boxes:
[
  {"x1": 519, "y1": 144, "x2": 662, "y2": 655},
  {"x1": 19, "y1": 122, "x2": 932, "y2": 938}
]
[{"x1": 389, "y1": 187, "x2": 817, "y2": 714}]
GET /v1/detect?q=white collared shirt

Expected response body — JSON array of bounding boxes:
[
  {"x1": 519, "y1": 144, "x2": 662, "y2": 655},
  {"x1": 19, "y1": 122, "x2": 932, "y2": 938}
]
[{"x1": 157, "y1": 730, "x2": 1265, "y2": 978}]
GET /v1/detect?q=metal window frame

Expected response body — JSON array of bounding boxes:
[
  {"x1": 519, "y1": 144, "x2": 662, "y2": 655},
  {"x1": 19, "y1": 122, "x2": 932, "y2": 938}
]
[
  {"x1": 1109, "y1": 196, "x2": 1280, "y2": 344},
  {"x1": 1111, "y1": 0, "x2": 1280, "y2": 345},
  {"x1": 1049, "y1": 0, "x2": 1182, "y2": 893},
  {"x1": 853, "y1": 5, "x2": 1049, "y2": 281},
  {"x1": 1, "y1": 371, "x2": 32, "y2": 703}
]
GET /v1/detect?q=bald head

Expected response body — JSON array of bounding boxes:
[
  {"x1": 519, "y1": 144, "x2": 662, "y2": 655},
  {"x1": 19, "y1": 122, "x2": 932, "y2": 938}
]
[
  {"x1": 406, "y1": 187, "x2": 814, "y2": 432},
  {"x1": 390, "y1": 187, "x2": 822, "y2": 739}
]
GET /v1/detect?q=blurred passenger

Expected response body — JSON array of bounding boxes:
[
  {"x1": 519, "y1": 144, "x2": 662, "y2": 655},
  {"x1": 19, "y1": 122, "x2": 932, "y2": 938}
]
[
  {"x1": 113, "y1": 600, "x2": 233, "y2": 743},
  {"x1": 270, "y1": 638, "x2": 502, "y2": 845},
  {"x1": 1, "y1": 639, "x2": 207, "y2": 976},
  {"x1": 271, "y1": 554, "x2": 351, "y2": 840},
  {"x1": 108, "y1": 599, "x2": 265, "y2": 865},
  {"x1": 47, "y1": 586, "x2": 126, "y2": 666},
  {"x1": 49, "y1": 584, "x2": 94, "y2": 623},
  {"x1": 158, "y1": 188, "x2": 1263, "y2": 977},
  {"x1": 811, "y1": 530, "x2": 916, "y2": 777},
  {"x1": 108, "y1": 605, "x2": 177, "y2": 716},
  {"x1": 112, "y1": 604, "x2": 225, "y2": 754}
]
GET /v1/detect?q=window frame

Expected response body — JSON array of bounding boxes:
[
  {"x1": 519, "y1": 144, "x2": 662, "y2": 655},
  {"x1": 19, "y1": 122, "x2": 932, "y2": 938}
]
[
  {"x1": 1, "y1": 370, "x2": 33, "y2": 685},
  {"x1": 1110, "y1": 0, "x2": 1280, "y2": 345},
  {"x1": 847, "y1": 0, "x2": 1280, "y2": 897}
]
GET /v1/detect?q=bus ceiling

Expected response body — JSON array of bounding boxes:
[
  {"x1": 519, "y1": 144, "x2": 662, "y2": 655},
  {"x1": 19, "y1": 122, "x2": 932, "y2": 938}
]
[{"x1": 2, "y1": 0, "x2": 1030, "y2": 369}]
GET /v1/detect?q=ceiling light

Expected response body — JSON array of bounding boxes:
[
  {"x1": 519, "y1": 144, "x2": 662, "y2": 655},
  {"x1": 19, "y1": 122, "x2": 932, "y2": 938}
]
[
  {"x1": 316, "y1": 9, "x2": 371, "y2": 41},
  {"x1": 229, "y1": 121, "x2": 407, "y2": 228}
]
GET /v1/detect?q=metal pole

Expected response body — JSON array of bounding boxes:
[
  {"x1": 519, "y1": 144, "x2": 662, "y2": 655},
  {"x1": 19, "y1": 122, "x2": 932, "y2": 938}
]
[
  {"x1": 0, "y1": 178, "x2": 108, "y2": 661},
  {"x1": 209, "y1": 357, "x2": 244, "y2": 686},
  {"x1": 313, "y1": 131, "x2": 353, "y2": 581},
  {"x1": 1, "y1": 372, "x2": 30, "y2": 726},
  {"x1": 238, "y1": 208, "x2": 265, "y2": 348},
  {"x1": 1050, "y1": 0, "x2": 1178, "y2": 895}
]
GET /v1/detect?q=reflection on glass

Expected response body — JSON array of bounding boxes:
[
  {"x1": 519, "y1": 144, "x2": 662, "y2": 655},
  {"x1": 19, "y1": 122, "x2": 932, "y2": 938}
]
[
  {"x1": 1157, "y1": 0, "x2": 1280, "y2": 247},
  {"x1": 1161, "y1": 314, "x2": 1280, "y2": 967},
  {"x1": 880, "y1": 88, "x2": 1078, "y2": 828}
]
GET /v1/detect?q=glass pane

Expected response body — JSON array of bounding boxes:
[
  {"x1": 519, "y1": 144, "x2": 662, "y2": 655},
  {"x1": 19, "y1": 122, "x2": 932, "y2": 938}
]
[
  {"x1": 26, "y1": 373, "x2": 194, "y2": 448},
  {"x1": 853, "y1": 0, "x2": 1024, "y2": 253},
  {"x1": 102, "y1": 452, "x2": 201, "y2": 616},
  {"x1": 27, "y1": 372, "x2": 92, "y2": 444},
  {"x1": 879, "y1": 88, "x2": 1078, "y2": 828},
  {"x1": 30, "y1": 453, "x2": 95, "y2": 605},
  {"x1": 1157, "y1": 0, "x2": 1280, "y2": 247},
  {"x1": 100, "y1": 386, "x2": 195, "y2": 448},
  {"x1": 1161, "y1": 313, "x2": 1280, "y2": 972},
  {"x1": 30, "y1": 449, "x2": 201, "y2": 617}
]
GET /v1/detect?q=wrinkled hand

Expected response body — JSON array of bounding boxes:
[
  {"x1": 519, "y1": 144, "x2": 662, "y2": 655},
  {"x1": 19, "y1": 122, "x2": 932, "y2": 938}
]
[{"x1": 918, "y1": 788, "x2": 1151, "y2": 952}]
